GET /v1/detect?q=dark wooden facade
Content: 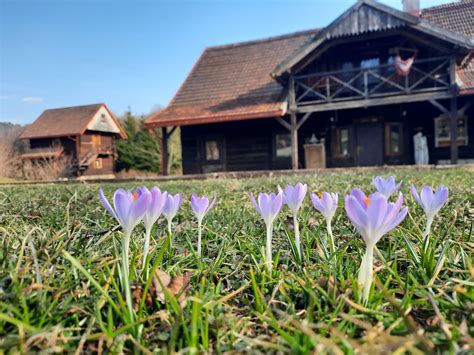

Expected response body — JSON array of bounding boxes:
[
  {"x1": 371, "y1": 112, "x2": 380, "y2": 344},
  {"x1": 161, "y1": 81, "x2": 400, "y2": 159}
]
[{"x1": 180, "y1": 97, "x2": 474, "y2": 174}]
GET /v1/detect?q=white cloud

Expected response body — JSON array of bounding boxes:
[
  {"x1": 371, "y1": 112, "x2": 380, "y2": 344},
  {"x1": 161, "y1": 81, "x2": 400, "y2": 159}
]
[
  {"x1": 21, "y1": 96, "x2": 43, "y2": 104},
  {"x1": 0, "y1": 95, "x2": 16, "y2": 100}
]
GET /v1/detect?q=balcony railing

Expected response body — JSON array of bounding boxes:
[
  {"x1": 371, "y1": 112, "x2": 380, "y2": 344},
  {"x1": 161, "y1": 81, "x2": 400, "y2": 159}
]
[{"x1": 294, "y1": 56, "x2": 452, "y2": 106}]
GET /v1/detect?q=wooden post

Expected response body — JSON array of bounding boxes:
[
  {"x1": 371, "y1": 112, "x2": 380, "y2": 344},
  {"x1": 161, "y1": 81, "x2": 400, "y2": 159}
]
[
  {"x1": 449, "y1": 94, "x2": 458, "y2": 164},
  {"x1": 290, "y1": 112, "x2": 298, "y2": 170},
  {"x1": 449, "y1": 56, "x2": 458, "y2": 165},
  {"x1": 289, "y1": 73, "x2": 299, "y2": 170},
  {"x1": 161, "y1": 127, "x2": 169, "y2": 176}
]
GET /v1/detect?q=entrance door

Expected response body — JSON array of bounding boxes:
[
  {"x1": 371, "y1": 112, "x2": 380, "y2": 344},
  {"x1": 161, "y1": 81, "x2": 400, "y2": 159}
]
[{"x1": 355, "y1": 122, "x2": 383, "y2": 166}]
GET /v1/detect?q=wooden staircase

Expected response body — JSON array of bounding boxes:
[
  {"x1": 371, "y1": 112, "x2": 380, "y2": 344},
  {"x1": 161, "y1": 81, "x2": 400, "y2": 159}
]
[{"x1": 79, "y1": 150, "x2": 99, "y2": 171}]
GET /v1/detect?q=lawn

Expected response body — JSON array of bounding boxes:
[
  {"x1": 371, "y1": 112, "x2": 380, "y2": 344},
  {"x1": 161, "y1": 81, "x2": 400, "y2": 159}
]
[{"x1": 0, "y1": 167, "x2": 473, "y2": 353}]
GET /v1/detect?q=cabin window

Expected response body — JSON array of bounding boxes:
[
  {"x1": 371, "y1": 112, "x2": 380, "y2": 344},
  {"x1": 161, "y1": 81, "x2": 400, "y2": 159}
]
[
  {"x1": 385, "y1": 123, "x2": 403, "y2": 156},
  {"x1": 333, "y1": 127, "x2": 350, "y2": 158},
  {"x1": 275, "y1": 133, "x2": 292, "y2": 158},
  {"x1": 205, "y1": 140, "x2": 220, "y2": 161},
  {"x1": 434, "y1": 115, "x2": 468, "y2": 147},
  {"x1": 94, "y1": 158, "x2": 103, "y2": 169}
]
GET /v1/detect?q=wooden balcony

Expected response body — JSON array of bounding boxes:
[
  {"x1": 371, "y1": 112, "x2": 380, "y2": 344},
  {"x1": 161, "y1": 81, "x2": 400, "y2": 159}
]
[{"x1": 292, "y1": 56, "x2": 454, "y2": 113}]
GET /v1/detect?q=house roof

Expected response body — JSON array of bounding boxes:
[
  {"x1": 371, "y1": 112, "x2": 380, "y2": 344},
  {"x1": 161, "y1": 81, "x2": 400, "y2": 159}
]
[
  {"x1": 145, "y1": 0, "x2": 474, "y2": 128},
  {"x1": 19, "y1": 103, "x2": 127, "y2": 140}
]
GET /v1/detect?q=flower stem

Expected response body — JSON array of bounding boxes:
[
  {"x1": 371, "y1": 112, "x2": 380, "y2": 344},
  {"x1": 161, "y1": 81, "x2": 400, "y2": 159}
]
[
  {"x1": 197, "y1": 219, "x2": 202, "y2": 258},
  {"x1": 358, "y1": 244, "x2": 374, "y2": 304},
  {"x1": 167, "y1": 218, "x2": 173, "y2": 251},
  {"x1": 423, "y1": 216, "x2": 433, "y2": 254},
  {"x1": 121, "y1": 231, "x2": 134, "y2": 322},
  {"x1": 266, "y1": 224, "x2": 273, "y2": 273},
  {"x1": 143, "y1": 227, "x2": 151, "y2": 278},
  {"x1": 326, "y1": 219, "x2": 335, "y2": 255},
  {"x1": 293, "y1": 214, "x2": 301, "y2": 262}
]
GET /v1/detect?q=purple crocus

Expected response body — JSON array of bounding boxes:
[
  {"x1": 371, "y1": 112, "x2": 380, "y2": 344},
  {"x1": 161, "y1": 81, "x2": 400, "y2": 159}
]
[
  {"x1": 345, "y1": 188, "x2": 407, "y2": 303},
  {"x1": 372, "y1": 176, "x2": 402, "y2": 199},
  {"x1": 278, "y1": 183, "x2": 307, "y2": 261},
  {"x1": 162, "y1": 193, "x2": 183, "y2": 235},
  {"x1": 311, "y1": 192, "x2": 338, "y2": 253},
  {"x1": 142, "y1": 187, "x2": 167, "y2": 269},
  {"x1": 411, "y1": 185, "x2": 448, "y2": 237},
  {"x1": 190, "y1": 194, "x2": 217, "y2": 257},
  {"x1": 99, "y1": 187, "x2": 152, "y2": 236},
  {"x1": 250, "y1": 192, "x2": 283, "y2": 272},
  {"x1": 98, "y1": 187, "x2": 152, "y2": 319}
]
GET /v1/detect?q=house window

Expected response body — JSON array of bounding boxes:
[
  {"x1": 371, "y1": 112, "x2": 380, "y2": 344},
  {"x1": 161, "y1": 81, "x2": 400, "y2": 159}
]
[
  {"x1": 385, "y1": 123, "x2": 403, "y2": 156},
  {"x1": 434, "y1": 115, "x2": 468, "y2": 147},
  {"x1": 205, "y1": 140, "x2": 220, "y2": 161},
  {"x1": 94, "y1": 158, "x2": 103, "y2": 169},
  {"x1": 333, "y1": 127, "x2": 350, "y2": 158},
  {"x1": 275, "y1": 133, "x2": 292, "y2": 158}
]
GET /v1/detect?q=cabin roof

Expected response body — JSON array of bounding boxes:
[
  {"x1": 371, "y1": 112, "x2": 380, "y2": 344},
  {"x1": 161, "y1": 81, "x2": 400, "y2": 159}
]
[
  {"x1": 145, "y1": 0, "x2": 474, "y2": 128},
  {"x1": 19, "y1": 103, "x2": 127, "y2": 140}
]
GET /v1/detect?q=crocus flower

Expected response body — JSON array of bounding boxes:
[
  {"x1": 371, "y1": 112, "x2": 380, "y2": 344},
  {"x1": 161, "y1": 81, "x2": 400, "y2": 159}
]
[
  {"x1": 411, "y1": 185, "x2": 448, "y2": 238},
  {"x1": 98, "y1": 187, "x2": 152, "y2": 320},
  {"x1": 190, "y1": 194, "x2": 217, "y2": 257},
  {"x1": 99, "y1": 187, "x2": 152, "y2": 237},
  {"x1": 372, "y1": 176, "x2": 402, "y2": 199},
  {"x1": 278, "y1": 183, "x2": 307, "y2": 261},
  {"x1": 162, "y1": 193, "x2": 183, "y2": 235},
  {"x1": 345, "y1": 188, "x2": 407, "y2": 303},
  {"x1": 141, "y1": 187, "x2": 167, "y2": 270},
  {"x1": 311, "y1": 192, "x2": 338, "y2": 253},
  {"x1": 250, "y1": 192, "x2": 283, "y2": 272}
]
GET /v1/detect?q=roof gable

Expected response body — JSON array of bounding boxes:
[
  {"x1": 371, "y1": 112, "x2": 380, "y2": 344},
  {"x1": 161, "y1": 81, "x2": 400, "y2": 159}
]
[
  {"x1": 273, "y1": 0, "x2": 473, "y2": 78},
  {"x1": 19, "y1": 103, "x2": 126, "y2": 140}
]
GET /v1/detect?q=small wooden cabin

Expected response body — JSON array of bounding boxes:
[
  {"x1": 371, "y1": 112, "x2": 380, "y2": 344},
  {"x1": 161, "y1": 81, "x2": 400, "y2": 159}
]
[
  {"x1": 145, "y1": 0, "x2": 474, "y2": 175},
  {"x1": 19, "y1": 103, "x2": 127, "y2": 178}
]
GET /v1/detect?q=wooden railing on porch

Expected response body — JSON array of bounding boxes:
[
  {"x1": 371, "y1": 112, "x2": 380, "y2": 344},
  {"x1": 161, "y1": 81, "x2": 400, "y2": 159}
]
[{"x1": 294, "y1": 56, "x2": 451, "y2": 106}]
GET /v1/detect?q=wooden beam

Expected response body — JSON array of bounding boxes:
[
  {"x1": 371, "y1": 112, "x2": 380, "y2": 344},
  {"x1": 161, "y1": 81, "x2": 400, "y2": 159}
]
[
  {"x1": 290, "y1": 112, "x2": 298, "y2": 170},
  {"x1": 450, "y1": 94, "x2": 458, "y2": 164},
  {"x1": 449, "y1": 56, "x2": 458, "y2": 165},
  {"x1": 161, "y1": 127, "x2": 169, "y2": 176},
  {"x1": 428, "y1": 99, "x2": 449, "y2": 115},
  {"x1": 296, "y1": 112, "x2": 312, "y2": 130},
  {"x1": 274, "y1": 117, "x2": 291, "y2": 131},
  {"x1": 297, "y1": 91, "x2": 452, "y2": 113},
  {"x1": 289, "y1": 74, "x2": 296, "y2": 111}
]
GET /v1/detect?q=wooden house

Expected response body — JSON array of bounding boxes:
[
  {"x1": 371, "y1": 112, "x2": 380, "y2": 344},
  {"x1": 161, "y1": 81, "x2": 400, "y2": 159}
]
[
  {"x1": 145, "y1": 0, "x2": 474, "y2": 175},
  {"x1": 19, "y1": 103, "x2": 127, "y2": 178}
]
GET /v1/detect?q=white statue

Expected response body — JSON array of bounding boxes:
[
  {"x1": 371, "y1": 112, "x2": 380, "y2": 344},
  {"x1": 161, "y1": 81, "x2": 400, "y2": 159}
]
[{"x1": 413, "y1": 132, "x2": 429, "y2": 165}]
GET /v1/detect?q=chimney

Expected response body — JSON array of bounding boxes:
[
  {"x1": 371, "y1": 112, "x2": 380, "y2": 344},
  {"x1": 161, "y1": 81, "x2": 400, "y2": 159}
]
[{"x1": 402, "y1": 0, "x2": 421, "y2": 16}]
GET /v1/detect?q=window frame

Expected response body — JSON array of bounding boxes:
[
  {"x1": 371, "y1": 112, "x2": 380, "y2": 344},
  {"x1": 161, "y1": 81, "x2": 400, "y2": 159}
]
[
  {"x1": 384, "y1": 122, "x2": 403, "y2": 157},
  {"x1": 203, "y1": 138, "x2": 224, "y2": 163},
  {"x1": 332, "y1": 126, "x2": 351, "y2": 159},
  {"x1": 94, "y1": 158, "x2": 103, "y2": 169},
  {"x1": 273, "y1": 131, "x2": 292, "y2": 160},
  {"x1": 434, "y1": 114, "x2": 468, "y2": 148}
]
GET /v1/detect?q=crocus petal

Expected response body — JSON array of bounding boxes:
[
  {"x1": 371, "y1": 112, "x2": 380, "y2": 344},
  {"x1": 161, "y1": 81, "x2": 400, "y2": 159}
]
[
  {"x1": 114, "y1": 189, "x2": 132, "y2": 225},
  {"x1": 250, "y1": 193, "x2": 261, "y2": 214},
  {"x1": 411, "y1": 184, "x2": 423, "y2": 206},
  {"x1": 207, "y1": 196, "x2": 217, "y2": 213},
  {"x1": 420, "y1": 186, "x2": 434, "y2": 212},
  {"x1": 99, "y1": 189, "x2": 118, "y2": 221},
  {"x1": 432, "y1": 186, "x2": 448, "y2": 212},
  {"x1": 351, "y1": 188, "x2": 367, "y2": 209},
  {"x1": 127, "y1": 188, "x2": 152, "y2": 231}
]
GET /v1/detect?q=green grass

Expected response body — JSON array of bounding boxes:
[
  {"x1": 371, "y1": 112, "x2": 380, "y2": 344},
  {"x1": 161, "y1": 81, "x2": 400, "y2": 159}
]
[{"x1": 0, "y1": 167, "x2": 473, "y2": 353}]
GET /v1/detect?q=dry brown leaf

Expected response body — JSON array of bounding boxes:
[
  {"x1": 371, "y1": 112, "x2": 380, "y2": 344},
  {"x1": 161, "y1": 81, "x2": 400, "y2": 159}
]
[{"x1": 150, "y1": 269, "x2": 192, "y2": 308}]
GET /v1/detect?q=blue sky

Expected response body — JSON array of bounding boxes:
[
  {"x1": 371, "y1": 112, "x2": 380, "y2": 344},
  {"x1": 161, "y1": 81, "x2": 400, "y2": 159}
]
[{"x1": 0, "y1": 0, "x2": 452, "y2": 124}]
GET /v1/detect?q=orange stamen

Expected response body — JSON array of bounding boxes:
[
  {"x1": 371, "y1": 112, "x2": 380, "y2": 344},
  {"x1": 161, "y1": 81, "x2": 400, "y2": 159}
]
[
  {"x1": 364, "y1": 196, "x2": 371, "y2": 208},
  {"x1": 133, "y1": 192, "x2": 139, "y2": 202},
  {"x1": 318, "y1": 192, "x2": 323, "y2": 199}
]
